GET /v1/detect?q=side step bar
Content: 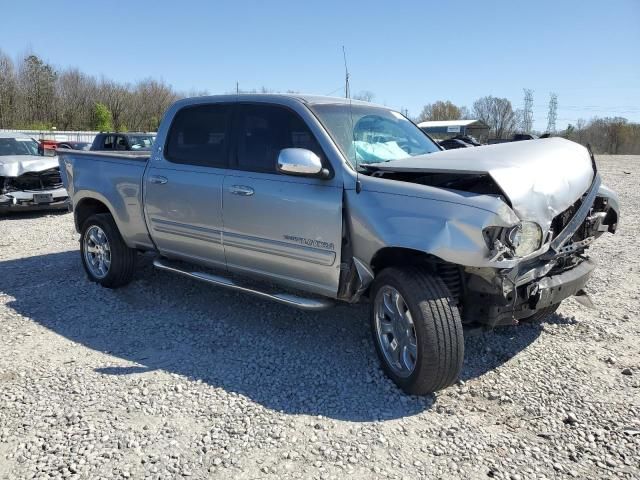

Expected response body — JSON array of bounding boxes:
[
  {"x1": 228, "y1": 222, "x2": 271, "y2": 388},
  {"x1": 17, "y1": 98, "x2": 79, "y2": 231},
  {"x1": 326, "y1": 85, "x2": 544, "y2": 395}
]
[{"x1": 153, "y1": 258, "x2": 334, "y2": 311}]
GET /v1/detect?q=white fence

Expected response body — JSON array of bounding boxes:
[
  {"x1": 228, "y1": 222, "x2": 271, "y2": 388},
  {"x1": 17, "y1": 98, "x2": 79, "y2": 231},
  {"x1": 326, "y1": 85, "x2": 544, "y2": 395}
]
[{"x1": 0, "y1": 129, "x2": 98, "y2": 143}]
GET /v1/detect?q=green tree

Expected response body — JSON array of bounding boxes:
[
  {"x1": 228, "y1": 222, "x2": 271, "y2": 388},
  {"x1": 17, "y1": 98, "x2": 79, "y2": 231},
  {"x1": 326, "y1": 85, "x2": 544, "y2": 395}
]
[
  {"x1": 417, "y1": 101, "x2": 467, "y2": 122},
  {"x1": 93, "y1": 102, "x2": 113, "y2": 131},
  {"x1": 19, "y1": 54, "x2": 57, "y2": 126}
]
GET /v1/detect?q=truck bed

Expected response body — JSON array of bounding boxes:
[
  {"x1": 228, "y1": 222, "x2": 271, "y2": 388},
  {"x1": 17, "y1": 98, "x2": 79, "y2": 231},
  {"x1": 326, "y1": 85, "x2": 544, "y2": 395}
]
[
  {"x1": 57, "y1": 149, "x2": 154, "y2": 249},
  {"x1": 57, "y1": 148, "x2": 150, "y2": 162}
]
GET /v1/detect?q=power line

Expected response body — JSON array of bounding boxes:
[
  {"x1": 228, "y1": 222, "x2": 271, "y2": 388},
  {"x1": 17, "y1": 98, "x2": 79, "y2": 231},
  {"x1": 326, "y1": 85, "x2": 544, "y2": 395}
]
[{"x1": 324, "y1": 86, "x2": 344, "y2": 96}]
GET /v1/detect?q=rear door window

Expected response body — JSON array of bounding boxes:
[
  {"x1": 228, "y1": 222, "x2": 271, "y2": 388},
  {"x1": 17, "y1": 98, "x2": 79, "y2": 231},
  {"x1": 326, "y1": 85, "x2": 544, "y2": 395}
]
[
  {"x1": 235, "y1": 104, "x2": 323, "y2": 173},
  {"x1": 165, "y1": 104, "x2": 231, "y2": 167},
  {"x1": 102, "y1": 135, "x2": 115, "y2": 150}
]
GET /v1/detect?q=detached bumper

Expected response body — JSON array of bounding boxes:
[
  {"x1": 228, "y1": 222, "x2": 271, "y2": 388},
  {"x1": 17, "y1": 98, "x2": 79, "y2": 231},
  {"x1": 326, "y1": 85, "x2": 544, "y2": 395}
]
[
  {"x1": 466, "y1": 259, "x2": 596, "y2": 327},
  {"x1": 534, "y1": 259, "x2": 595, "y2": 309},
  {"x1": 0, "y1": 187, "x2": 69, "y2": 212}
]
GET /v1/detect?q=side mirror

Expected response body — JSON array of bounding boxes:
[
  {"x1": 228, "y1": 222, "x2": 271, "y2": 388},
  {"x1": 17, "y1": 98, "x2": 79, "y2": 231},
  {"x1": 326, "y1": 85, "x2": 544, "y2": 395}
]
[{"x1": 277, "y1": 148, "x2": 330, "y2": 179}]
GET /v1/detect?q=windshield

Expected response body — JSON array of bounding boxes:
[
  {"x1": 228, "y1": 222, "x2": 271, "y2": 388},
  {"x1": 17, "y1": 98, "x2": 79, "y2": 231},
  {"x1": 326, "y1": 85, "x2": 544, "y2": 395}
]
[
  {"x1": 129, "y1": 135, "x2": 156, "y2": 150},
  {"x1": 310, "y1": 104, "x2": 440, "y2": 169},
  {"x1": 0, "y1": 137, "x2": 40, "y2": 156}
]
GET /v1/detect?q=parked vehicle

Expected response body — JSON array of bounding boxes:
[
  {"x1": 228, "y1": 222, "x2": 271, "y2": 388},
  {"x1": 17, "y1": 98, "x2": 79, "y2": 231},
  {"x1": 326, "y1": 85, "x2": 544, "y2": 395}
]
[
  {"x1": 512, "y1": 133, "x2": 538, "y2": 141},
  {"x1": 57, "y1": 141, "x2": 91, "y2": 151},
  {"x1": 39, "y1": 139, "x2": 59, "y2": 154},
  {"x1": 90, "y1": 133, "x2": 156, "y2": 152},
  {"x1": 58, "y1": 95, "x2": 619, "y2": 394},
  {"x1": 439, "y1": 138, "x2": 471, "y2": 150},
  {"x1": 457, "y1": 135, "x2": 481, "y2": 146},
  {"x1": 489, "y1": 133, "x2": 538, "y2": 144},
  {"x1": 0, "y1": 132, "x2": 68, "y2": 212}
]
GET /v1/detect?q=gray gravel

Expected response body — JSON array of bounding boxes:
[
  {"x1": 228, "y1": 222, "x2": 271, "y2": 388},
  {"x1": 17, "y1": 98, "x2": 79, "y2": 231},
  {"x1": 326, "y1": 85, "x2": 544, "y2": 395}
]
[{"x1": 1, "y1": 155, "x2": 639, "y2": 479}]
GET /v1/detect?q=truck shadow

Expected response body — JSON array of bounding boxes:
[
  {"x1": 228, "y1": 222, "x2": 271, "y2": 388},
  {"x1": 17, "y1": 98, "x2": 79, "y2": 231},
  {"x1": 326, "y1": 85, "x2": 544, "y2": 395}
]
[{"x1": 1, "y1": 251, "x2": 545, "y2": 421}]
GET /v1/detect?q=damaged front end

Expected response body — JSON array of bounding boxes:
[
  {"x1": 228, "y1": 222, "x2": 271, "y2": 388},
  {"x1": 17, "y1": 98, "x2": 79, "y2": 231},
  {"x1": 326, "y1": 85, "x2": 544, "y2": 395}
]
[
  {"x1": 0, "y1": 134, "x2": 69, "y2": 212},
  {"x1": 360, "y1": 138, "x2": 619, "y2": 327},
  {"x1": 0, "y1": 167, "x2": 69, "y2": 211},
  {"x1": 464, "y1": 171, "x2": 618, "y2": 327}
]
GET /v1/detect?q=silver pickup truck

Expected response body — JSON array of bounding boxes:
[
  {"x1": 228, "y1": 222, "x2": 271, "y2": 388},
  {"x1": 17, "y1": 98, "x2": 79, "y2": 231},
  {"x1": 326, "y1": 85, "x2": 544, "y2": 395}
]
[{"x1": 58, "y1": 94, "x2": 619, "y2": 394}]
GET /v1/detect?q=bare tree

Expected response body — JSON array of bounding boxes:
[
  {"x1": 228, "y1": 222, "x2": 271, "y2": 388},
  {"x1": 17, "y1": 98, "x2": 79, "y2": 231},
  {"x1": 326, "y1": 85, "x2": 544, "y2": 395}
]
[
  {"x1": 56, "y1": 68, "x2": 97, "y2": 129},
  {"x1": 601, "y1": 117, "x2": 627, "y2": 154},
  {"x1": 563, "y1": 117, "x2": 640, "y2": 154},
  {"x1": 574, "y1": 118, "x2": 587, "y2": 144},
  {"x1": 126, "y1": 79, "x2": 179, "y2": 131},
  {"x1": 473, "y1": 96, "x2": 517, "y2": 139},
  {"x1": 0, "y1": 50, "x2": 17, "y2": 128},
  {"x1": 97, "y1": 79, "x2": 131, "y2": 131},
  {"x1": 352, "y1": 90, "x2": 375, "y2": 102}
]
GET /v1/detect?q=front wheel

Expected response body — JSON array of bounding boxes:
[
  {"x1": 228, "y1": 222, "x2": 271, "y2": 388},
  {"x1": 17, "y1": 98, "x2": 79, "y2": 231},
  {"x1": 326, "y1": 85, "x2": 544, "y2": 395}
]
[
  {"x1": 370, "y1": 267, "x2": 464, "y2": 395},
  {"x1": 80, "y1": 213, "x2": 137, "y2": 288}
]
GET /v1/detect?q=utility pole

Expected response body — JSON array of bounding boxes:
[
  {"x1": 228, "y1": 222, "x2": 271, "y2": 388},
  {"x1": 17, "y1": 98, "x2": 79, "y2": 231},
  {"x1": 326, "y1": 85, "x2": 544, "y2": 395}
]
[
  {"x1": 342, "y1": 46, "x2": 350, "y2": 99},
  {"x1": 546, "y1": 93, "x2": 558, "y2": 133},
  {"x1": 523, "y1": 88, "x2": 534, "y2": 133},
  {"x1": 236, "y1": 81, "x2": 239, "y2": 95}
]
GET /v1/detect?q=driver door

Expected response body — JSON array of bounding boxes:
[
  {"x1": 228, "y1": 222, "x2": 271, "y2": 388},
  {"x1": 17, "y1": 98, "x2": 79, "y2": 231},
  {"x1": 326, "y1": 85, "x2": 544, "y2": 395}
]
[{"x1": 222, "y1": 103, "x2": 343, "y2": 297}]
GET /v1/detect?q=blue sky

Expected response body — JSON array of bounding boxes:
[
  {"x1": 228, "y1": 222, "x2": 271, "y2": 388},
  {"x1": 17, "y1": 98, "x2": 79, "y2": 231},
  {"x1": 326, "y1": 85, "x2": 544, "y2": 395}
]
[{"x1": 1, "y1": 0, "x2": 639, "y2": 130}]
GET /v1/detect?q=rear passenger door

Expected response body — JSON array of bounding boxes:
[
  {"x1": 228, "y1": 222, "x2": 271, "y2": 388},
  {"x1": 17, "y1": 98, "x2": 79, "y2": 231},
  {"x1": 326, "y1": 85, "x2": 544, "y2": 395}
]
[
  {"x1": 143, "y1": 103, "x2": 231, "y2": 268},
  {"x1": 222, "y1": 103, "x2": 343, "y2": 297}
]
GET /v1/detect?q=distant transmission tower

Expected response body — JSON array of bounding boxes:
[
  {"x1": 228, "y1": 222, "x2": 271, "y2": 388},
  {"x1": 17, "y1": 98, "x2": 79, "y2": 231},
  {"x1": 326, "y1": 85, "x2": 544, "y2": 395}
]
[
  {"x1": 522, "y1": 89, "x2": 534, "y2": 133},
  {"x1": 546, "y1": 93, "x2": 558, "y2": 133}
]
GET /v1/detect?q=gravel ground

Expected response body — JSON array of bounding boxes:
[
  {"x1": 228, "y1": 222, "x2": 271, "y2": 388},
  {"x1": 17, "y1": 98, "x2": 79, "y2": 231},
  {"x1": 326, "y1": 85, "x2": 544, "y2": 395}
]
[{"x1": 1, "y1": 155, "x2": 638, "y2": 480}]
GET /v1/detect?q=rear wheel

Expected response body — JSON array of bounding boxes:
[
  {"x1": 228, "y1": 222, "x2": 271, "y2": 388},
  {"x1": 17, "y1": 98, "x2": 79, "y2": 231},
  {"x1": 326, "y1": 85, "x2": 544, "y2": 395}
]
[
  {"x1": 370, "y1": 267, "x2": 464, "y2": 395},
  {"x1": 80, "y1": 213, "x2": 136, "y2": 288}
]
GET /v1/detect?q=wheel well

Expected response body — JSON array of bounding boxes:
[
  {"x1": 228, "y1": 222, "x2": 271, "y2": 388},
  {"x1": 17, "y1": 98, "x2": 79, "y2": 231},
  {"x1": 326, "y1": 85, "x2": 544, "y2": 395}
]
[
  {"x1": 75, "y1": 198, "x2": 111, "y2": 231},
  {"x1": 370, "y1": 247, "x2": 437, "y2": 274},
  {"x1": 370, "y1": 247, "x2": 465, "y2": 302}
]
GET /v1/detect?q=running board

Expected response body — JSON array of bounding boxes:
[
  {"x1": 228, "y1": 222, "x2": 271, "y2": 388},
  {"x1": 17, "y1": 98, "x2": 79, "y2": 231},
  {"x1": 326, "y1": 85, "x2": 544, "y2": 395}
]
[{"x1": 152, "y1": 258, "x2": 334, "y2": 311}]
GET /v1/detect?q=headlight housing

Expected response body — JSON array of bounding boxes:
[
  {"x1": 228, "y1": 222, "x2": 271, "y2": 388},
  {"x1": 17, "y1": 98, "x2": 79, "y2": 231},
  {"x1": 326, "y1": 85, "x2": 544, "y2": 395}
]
[{"x1": 506, "y1": 221, "x2": 542, "y2": 257}]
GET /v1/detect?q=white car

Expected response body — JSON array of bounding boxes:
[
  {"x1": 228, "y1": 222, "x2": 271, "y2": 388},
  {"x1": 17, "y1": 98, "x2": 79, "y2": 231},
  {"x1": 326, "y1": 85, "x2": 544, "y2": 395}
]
[{"x1": 0, "y1": 132, "x2": 68, "y2": 212}]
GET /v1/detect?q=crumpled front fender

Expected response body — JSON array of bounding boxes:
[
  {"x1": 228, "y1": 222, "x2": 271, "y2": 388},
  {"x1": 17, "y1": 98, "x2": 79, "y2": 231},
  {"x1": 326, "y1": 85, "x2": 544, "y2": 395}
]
[
  {"x1": 596, "y1": 183, "x2": 620, "y2": 231},
  {"x1": 346, "y1": 178, "x2": 521, "y2": 270}
]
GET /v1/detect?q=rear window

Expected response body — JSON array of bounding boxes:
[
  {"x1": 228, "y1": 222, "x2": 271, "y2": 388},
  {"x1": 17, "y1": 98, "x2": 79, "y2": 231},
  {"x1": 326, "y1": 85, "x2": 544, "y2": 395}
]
[{"x1": 165, "y1": 104, "x2": 231, "y2": 167}]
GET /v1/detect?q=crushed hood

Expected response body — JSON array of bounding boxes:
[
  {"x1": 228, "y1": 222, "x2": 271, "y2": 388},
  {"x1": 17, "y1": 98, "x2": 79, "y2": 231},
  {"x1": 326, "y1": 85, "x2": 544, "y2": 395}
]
[
  {"x1": 368, "y1": 138, "x2": 594, "y2": 230},
  {"x1": 0, "y1": 155, "x2": 60, "y2": 177}
]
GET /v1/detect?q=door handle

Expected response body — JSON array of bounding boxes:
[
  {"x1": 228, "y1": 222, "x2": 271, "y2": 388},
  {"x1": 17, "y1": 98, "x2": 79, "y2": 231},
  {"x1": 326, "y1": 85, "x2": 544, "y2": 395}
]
[
  {"x1": 149, "y1": 175, "x2": 168, "y2": 185},
  {"x1": 230, "y1": 185, "x2": 254, "y2": 196}
]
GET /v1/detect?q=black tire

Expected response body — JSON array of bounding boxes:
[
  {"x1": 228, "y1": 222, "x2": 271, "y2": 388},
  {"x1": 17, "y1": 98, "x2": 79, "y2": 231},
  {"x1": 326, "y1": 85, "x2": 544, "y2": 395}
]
[
  {"x1": 370, "y1": 267, "x2": 464, "y2": 395},
  {"x1": 521, "y1": 303, "x2": 560, "y2": 323},
  {"x1": 80, "y1": 213, "x2": 136, "y2": 288}
]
